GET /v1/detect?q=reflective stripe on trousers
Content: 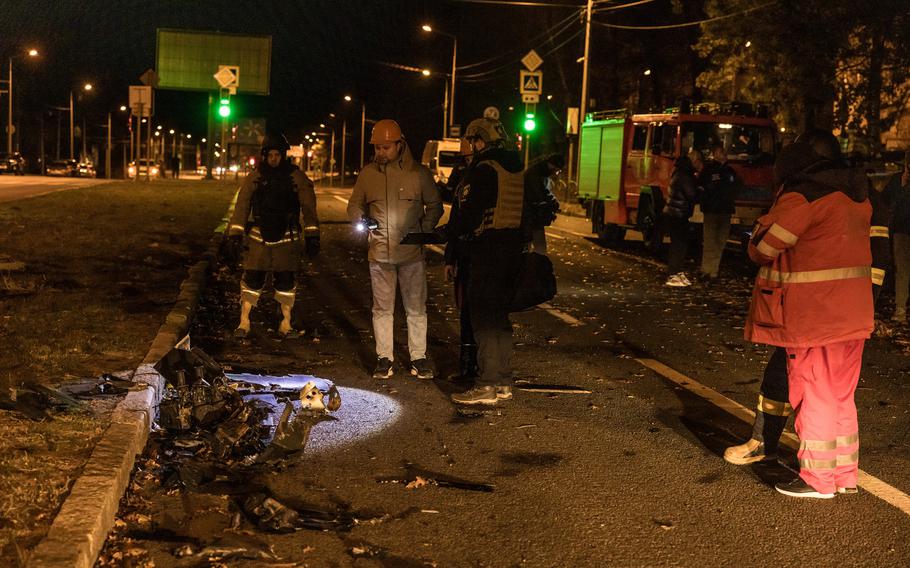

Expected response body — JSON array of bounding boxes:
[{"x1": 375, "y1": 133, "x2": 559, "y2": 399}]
[{"x1": 787, "y1": 340, "x2": 864, "y2": 494}]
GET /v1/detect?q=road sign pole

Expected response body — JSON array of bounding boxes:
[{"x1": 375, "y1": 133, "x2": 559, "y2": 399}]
[
  {"x1": 135, "y1": 102, "x2": 142, "y2": 182},
  {"x1": 146, "y1": 111, "x2": 152, "y2": 181},
  {"x1": 205, "y1": 92, "x2": 215, "y2": 180}
]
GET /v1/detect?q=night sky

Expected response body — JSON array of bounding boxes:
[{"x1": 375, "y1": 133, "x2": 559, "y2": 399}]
[{"x1": 0, "y1": 0, "x2": 701, "y2": 163}]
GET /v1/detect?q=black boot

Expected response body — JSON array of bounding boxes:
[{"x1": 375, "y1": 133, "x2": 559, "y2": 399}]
[{"x1": 459, "y1": 344, "x2": 479, "y2": 379}]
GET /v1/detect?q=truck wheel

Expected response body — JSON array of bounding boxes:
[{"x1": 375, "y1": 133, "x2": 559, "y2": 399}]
[
  {"x1": 599, "y1": 223, "x2": 627, "y2": 245},
  {"x1": 589, "y1": 200, "x2": 604, "y2": 235},
  {"x1": 641, "y1": 215, "x2": 663, "y2": 254}
]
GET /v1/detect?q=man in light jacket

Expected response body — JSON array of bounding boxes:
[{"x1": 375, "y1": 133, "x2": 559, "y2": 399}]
[{"x1": 347, "y1": 119, "x2": 443, "y2": 379}]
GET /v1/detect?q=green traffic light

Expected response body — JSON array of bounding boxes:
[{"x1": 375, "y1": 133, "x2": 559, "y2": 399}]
[
  {"x1": 523, "y1": 113, "x2": 536, "y2": 132},
  {"x1": 218, "y1": 104, "x2": 231, "y2": 118}
]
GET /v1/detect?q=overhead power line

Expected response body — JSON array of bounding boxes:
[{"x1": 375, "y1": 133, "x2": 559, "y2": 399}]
[
  {"x1": 593, "y1": 0, "x2": 657, "y2": 12},
  {"x1": 456, "y1": 10, "x2": 579, "y2": 71},
  {"x1": 592, "y1": 0, "x2": 778, "y2": 30},
  {"x1": 448, "y1": 0, "x2": 583, "y2": 7},
  {"x1": 459, "y1": 28, "x2": 583, "y2": 82}
]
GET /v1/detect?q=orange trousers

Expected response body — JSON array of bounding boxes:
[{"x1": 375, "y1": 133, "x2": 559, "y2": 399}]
[{"x1": 786, "y1": 340, "x2": 864, "y2": 494}]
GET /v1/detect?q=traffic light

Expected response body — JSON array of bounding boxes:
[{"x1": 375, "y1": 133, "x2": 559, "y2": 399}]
[
  {"x1": 218, "y1": 88, "x2": 231, "y2": 118},
  {"x1": 523, "y1": 112, "x2": 536, "y2": 132},
  {"x1": 218, "y1": 98, "x2": 231, "y2": 118}
]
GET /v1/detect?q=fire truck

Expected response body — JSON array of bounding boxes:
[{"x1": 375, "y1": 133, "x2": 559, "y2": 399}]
[{"x1": 578, "y1": 102, "x2": 778, "y2": 251}]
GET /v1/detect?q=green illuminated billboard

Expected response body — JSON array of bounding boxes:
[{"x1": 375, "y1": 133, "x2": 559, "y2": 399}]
[{"x1": 156, "y1": 29, "x2": 271, "y2": 95}]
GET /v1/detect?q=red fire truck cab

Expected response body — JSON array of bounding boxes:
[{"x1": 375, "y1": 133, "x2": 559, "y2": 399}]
[{"x1": 577, "y1": 103, "x2": 778, "y2": 250}]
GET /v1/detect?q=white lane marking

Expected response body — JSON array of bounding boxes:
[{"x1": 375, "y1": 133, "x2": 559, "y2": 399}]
[
  {"x1": 547, "y1": 226, "x2": 592, "y2": 240},
  {"x1": 538, "y1": 302, "x2": 582, "y2": 326},
  {"x1": 333, "y1": 195, "x2": 350, "y2": 205},
  {"x1": 636, "y1": 357, "x2": 910, "y2": 516},
  {"x1": 333, "y1": 192, "x2": 580, "y2": 326}
]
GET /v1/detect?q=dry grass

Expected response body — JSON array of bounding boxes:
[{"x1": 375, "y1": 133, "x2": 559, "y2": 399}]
[{"x1": 0, "y1": 179, "x2": 235, "y2": 563}]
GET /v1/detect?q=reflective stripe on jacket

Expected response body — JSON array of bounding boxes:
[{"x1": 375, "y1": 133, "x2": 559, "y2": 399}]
[
  {"x1": 228, "y1": 167, "x2": 319, "y2": 239},
  {"x1": 745, "y1": 169, "x2": 873, "y2": 348}
]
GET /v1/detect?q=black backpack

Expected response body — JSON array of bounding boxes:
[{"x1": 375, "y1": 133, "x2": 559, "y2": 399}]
[{"x1": 250, "y1": 174, "x2": 300, "y2": 243}]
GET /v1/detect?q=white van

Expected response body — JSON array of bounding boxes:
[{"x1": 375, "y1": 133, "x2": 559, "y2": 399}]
[{"x1": 421, "y1": 138, "x2": 462, "y2": 185}]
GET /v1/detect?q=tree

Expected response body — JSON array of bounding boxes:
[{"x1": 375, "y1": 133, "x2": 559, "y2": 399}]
[
  {"x1": 695, "y1": 0, "x2": 852, "y2": 133},
  {"x1": 696, "y1": 0, "x2": 910, "y2": 152}
]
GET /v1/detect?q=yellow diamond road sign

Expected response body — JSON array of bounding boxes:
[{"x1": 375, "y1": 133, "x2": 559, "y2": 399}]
[
  {"x1": 521, "y1": 49, "x2": 543, "y2": 72},
  {"x1": 214, "y1": 65, "x2": 239, "y2": 88}
]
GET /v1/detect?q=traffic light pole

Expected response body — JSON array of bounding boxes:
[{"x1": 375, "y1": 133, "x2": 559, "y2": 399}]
[{"x1": 205, "y1": 92, "x2": 215, "y2": 180}]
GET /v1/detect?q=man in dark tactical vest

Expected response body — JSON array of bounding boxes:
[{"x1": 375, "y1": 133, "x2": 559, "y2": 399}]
[{"x1": 226, "y1": 133, "x2": 320, "y2": 338}]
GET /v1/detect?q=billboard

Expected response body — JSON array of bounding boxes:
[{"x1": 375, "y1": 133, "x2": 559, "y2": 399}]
[{"x1": 156, "y1": 29, "x2": 271, "y2": 95}]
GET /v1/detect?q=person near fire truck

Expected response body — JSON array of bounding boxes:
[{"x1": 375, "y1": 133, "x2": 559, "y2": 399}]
[
  {"x1": 699, "y1": 144, "x2": 741, "y2": 280},
  {"x1": 664, "y1": 152, "x2": 700, "y2": 287},
  {"x1": 740, "y1": 134, "x2": 872, "y2": 499},
  {"x1": 725, "y1": 132, "x2": 887, "y2": 475}
]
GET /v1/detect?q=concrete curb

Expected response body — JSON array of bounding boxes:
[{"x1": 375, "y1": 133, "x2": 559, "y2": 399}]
[{"x1": 28, "y1": 216, "x2": 230, "y2": 567}]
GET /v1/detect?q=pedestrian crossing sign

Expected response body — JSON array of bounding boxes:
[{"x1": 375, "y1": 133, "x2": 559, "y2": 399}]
[{"x1": 520, "y1": 70, "x2": 543, "y2": 95}]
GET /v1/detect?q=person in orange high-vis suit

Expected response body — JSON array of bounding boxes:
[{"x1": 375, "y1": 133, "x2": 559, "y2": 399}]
[{"x1": 744, "y1": 137, "x2": 873, "y2": 499}]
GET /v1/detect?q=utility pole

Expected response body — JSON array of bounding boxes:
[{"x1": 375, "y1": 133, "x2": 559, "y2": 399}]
[
  {"x1": 106, "y1": 112, "x2": 111, "y2": 179},
  {"x1": 341, "y1": 118, "x2": 346, "y2": 187},
  {"x1": 329, "y1": 128, "x2": 335, "y2": 187},
  {"x1": 69, "y1": 91, "x2": 75, "y2": 160},
  {"x1": 576, "y1": 0, "x2": 593, "y2": 184},
  {"x1": 360, "y1": 103, "x2": 366, "y2": 170},
  {"x1": 449, "y1": 37, "x2": 457, "y2": 128},
  {"x1": 7, "y1": 58, "x2": 12, "y2": 153}
]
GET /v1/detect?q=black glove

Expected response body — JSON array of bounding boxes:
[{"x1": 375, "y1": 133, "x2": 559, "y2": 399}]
[
  {"x1": 305, "y1": 236, "x2": 321, "y2": 257},
  {"x1": 223, "y1": 235, "x2": 243, "y2": 268},
  {"x1": 432, "y1": 225, "x2": 449, "y2": 244}
]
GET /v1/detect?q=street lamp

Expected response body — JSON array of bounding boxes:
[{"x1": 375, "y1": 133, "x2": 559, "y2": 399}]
[
  {"x1": 343, "y1": 94, "x2": 367, "y2": 172},
  {"x1": 69, "y1": 82, "x2": 93, "y2": 160},
  {"x1": 420, "y1": 69, "x2": 448, "y2": 138},
  {"x1": 421, "y1": 24, "x2": 457, "y2": 130},
  {"x1": 5, "y1": 48, "x2": 39, "y2": 153}
]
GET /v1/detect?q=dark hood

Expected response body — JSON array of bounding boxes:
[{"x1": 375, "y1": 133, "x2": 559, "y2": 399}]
[
  {"x1": 475, "y1": 146, "x2": 523, "y2": 173},
  {"x1": 788, "y1": 161, "x2": 868, "y2": 203}
]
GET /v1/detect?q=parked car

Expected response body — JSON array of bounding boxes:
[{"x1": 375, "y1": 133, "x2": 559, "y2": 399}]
[
  {"x1": 76, "y1": 162, "x2": 97, "y2": 178},
  {"x1": 0, "y1": 152, "x2": 27, "y2": 175},
  {"x1": 127, "y1": 159, "x2": 162, "y2": 178},
  {"x1": 46, "y1": 159, "x2": 78, "y2": 177}
]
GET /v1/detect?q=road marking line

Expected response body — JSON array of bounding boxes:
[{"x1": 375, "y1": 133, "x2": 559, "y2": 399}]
[
  {"x1": 636, "y1": 357, "x2": 910, "y2": 516},
  {"x1": 333, "y1": 195, "x2": 350, "y2": 205},
  {"x1": 547, "y1": 226, "x2": 592, "y2": 239},
  {"x1": 333, "y1": 193, "x2": 580, "y2": 326},
  {"x1": 538, "y1": 303, "x2": 583, "y2": 326}
]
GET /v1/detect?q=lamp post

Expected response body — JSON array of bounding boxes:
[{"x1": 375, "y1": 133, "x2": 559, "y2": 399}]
[
  {"x1": 69, "y1": 82, "x2": 93, "y2": 161},
  {"x1": 343, "y1": 94, "x2": 368, "y2": 172},
  {"x1": 422, "y1": 25, "x2": 457, "y2": 131},
  {"x1": 5, "y1": 48, "x2": 38, "y2": 153}
]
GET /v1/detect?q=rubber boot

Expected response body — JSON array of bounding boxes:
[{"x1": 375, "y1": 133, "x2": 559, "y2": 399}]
[
  {"x1": 459, "y1": 344, "x2": 479, "y2": 379},
  {"x1": 724, "y1": 411, "x2": 786, "y2": 465},
  {"x1": 235, "y1": 299, "x2": 253, "y2": 338},
  {"x1": 278, "y1": 303, "x2": 294, "y2": 337}
]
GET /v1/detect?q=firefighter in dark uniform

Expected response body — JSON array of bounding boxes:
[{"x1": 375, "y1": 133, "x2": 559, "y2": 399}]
[
  {"x1": 450, "y1": 117, "x2": 526, "y2": 405},
  {"x1": 226, "y1": 133, "x2": 320, "y2": 338},
  {"x1": 724, "y1": 131, "x2": 886, "y2": 467},
  {"x1": 444, "y1": 137, "x2": 480, "y2": 379}
]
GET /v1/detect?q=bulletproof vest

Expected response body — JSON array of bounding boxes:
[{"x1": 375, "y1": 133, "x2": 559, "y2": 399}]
[
  {"x1": 250, "y1": 174, "x2": 300, "y2": 242},
  {"x1": 488, "y1": 161, "x2": 524, "y2": 230}
]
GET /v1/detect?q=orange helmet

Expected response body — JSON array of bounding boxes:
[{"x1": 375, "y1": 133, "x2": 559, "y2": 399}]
[{"x1": 370, "y1": 119, "x2": 403, "y2": 144}]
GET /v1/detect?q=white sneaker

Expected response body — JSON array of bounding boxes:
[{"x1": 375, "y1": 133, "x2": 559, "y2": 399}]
[{"x1": 665, "y1": 273, "x2": 691, "y2": 287}]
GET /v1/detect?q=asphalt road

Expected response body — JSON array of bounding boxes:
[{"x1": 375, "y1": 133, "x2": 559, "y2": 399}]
[
  {"x1": 100, "y1": 187, "x2": 910, "y2": 567},
  {"x1": 0, "y1": 174, "x2": 112, "y2": 203}
]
